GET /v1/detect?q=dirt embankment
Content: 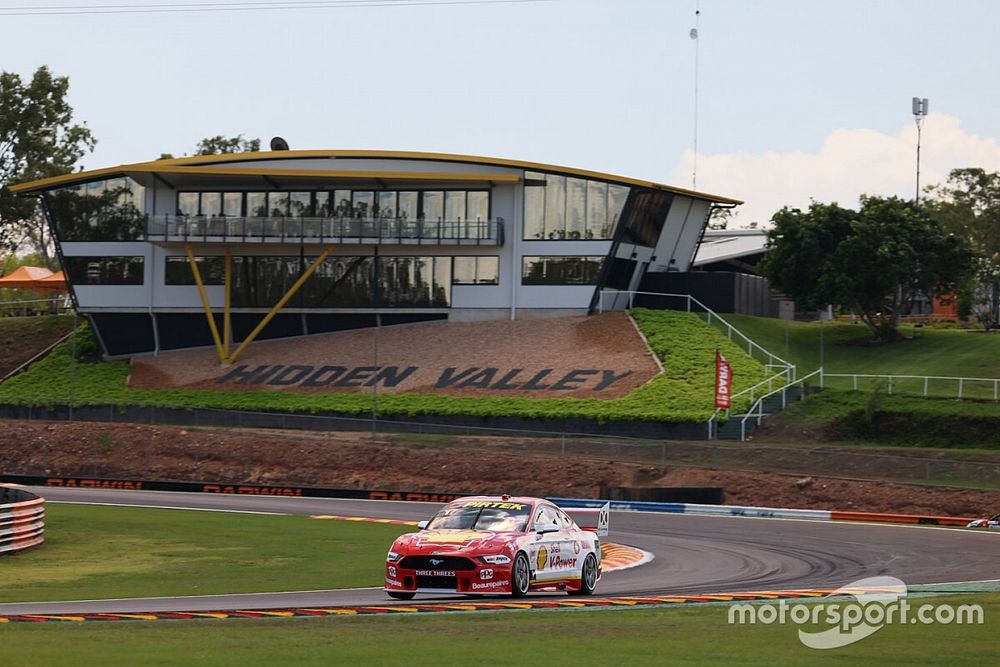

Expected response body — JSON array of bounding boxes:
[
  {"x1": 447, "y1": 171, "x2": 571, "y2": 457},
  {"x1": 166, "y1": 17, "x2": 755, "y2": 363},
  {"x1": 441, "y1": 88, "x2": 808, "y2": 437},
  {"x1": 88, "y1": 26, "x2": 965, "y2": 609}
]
[{"x1": 2, "y1": 420, "x2": 999, "y2": 518}]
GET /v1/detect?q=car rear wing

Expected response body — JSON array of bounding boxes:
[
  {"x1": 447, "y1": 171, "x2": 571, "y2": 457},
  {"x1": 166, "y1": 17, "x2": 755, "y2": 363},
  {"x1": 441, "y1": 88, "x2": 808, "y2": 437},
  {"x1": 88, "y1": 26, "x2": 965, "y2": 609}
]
[{"x1": 563, "y1": 502, "x2": 609, "y2": 538}]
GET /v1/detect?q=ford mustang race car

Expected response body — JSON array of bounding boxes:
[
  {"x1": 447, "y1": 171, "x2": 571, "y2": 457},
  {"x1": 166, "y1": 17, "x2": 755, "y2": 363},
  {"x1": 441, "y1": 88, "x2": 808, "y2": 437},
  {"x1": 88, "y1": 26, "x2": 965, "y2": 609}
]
[
  {"x1": 384, "y1": 495, "x2": 609, "y2": 599},
  {"x1": 967, "y1": 513, "x2": 1000, "y2": 529}
]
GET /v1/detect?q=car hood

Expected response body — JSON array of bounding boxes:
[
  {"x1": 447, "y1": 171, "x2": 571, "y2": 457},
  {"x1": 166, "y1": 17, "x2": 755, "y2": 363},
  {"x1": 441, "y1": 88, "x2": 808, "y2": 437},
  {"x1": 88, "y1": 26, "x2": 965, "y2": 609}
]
[{"x1": 395, "y1": 529, "x2": 512, "y2": 554}]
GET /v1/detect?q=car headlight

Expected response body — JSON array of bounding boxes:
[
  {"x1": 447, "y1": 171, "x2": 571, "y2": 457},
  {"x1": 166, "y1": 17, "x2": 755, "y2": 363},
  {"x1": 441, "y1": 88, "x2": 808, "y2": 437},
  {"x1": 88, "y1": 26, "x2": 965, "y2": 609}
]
[
  {"x1": 481, "y1": 554, "x2": 511, "y2": 565},
  {"x1": 386, "y1": 551, "x2": 402, "y2": 563}
]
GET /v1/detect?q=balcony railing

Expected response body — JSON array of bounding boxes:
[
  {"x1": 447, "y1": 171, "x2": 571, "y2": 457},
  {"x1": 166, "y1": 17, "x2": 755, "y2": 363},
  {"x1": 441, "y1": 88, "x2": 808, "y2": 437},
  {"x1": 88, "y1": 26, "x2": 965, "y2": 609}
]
[{"x1": 143, "y1": 215, "x2": 504, "y2": 246}]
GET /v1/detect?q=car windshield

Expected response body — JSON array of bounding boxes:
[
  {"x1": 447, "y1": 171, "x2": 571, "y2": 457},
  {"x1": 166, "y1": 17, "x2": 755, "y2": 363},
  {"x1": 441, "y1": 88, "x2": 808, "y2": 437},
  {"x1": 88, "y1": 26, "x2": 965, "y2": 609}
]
[{"x1": 426, "y1": 501, "x2": 532, "y2": 532}]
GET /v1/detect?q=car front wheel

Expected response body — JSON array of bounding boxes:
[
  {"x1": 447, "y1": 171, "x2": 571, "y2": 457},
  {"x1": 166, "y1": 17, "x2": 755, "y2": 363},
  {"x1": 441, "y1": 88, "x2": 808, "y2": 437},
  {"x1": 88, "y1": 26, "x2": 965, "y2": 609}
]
[{"x1": 510, "y1": 552, "x2": 531, "y2": 598}]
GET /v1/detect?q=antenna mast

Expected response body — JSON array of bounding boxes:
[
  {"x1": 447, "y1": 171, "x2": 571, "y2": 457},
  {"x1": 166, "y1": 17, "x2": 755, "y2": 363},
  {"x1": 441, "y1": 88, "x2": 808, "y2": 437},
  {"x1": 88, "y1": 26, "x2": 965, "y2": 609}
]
[{"x1": 690, "y1": 1, "x2": 701, "y2": 190}]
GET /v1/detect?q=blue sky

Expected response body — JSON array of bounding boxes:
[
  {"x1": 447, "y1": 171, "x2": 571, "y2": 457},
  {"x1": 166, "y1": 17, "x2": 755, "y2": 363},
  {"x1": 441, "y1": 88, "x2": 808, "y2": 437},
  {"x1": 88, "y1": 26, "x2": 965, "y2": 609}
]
[{"x1": 3, "y1": 0, "x2": 999, "y2": 224}]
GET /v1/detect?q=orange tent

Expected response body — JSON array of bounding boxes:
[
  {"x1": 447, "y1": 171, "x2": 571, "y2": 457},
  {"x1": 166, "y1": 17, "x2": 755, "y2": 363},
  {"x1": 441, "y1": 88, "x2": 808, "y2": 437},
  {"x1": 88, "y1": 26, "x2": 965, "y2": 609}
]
[
  {"x1": 0, "y1": 266, "x2": 54, "y2": 290},
  {"x1": 34, "y1": 270, "x2": 68, "y2": 292}
]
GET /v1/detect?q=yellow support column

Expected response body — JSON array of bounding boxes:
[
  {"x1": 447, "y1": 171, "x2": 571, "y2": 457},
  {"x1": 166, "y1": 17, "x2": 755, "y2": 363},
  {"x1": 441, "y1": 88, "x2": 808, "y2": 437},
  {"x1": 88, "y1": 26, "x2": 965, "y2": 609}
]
[
  {"x1": 223, "y1": 249, "x2": 232, "y2": 358},
  {"x1": 225, "y1": 245, "x2": 334, "y2": 364},
  {"x1": 185, "y1": 243, "x2": 226, "y2": 364}
]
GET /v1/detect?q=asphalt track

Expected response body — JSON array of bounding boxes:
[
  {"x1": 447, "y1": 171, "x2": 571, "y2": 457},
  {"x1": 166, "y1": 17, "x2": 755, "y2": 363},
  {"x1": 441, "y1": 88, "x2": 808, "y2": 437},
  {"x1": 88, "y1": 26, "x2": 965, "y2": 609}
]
[{"x1": 3, "y1": 485, "x2": 1000, "y2": 616}]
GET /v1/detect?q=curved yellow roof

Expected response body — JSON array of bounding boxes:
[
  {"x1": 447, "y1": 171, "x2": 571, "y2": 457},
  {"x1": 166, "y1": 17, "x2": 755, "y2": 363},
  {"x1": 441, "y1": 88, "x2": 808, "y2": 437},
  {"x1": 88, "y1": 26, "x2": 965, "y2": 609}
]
[{"x1": 8, "y1": 149, "x2": 742, "y2": 204}]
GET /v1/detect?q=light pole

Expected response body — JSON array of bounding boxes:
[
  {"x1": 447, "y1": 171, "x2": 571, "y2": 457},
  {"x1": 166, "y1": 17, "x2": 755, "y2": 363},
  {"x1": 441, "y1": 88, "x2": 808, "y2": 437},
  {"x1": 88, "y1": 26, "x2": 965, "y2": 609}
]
[{"x1": 912, "y1": 97, "x2": 929, "y2": 202}]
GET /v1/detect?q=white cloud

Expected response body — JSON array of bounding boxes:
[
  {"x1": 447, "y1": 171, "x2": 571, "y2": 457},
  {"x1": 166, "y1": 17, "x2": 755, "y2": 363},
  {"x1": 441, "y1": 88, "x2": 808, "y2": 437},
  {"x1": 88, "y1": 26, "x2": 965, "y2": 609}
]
[{"x1": 672, "y1": 114, "x2": 1000, "y2": 227}]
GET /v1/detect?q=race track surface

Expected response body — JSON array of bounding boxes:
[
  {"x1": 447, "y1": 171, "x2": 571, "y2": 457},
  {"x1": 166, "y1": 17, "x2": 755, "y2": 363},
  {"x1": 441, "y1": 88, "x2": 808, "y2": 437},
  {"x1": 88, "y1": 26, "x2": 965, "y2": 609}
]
[{"x1": 2, "y1": 486, "x2": 999, "y2": 616}]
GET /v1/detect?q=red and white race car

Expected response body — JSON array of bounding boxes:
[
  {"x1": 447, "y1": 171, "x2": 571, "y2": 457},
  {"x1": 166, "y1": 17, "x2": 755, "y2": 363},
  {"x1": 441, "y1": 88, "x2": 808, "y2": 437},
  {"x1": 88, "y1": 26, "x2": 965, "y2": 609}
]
[
  {"x1": 966, "y1": 513, "x2": 1000, "y2": 529},
  {"x1": 384, "y1": 495, "x2": 609, "y2": 599}
]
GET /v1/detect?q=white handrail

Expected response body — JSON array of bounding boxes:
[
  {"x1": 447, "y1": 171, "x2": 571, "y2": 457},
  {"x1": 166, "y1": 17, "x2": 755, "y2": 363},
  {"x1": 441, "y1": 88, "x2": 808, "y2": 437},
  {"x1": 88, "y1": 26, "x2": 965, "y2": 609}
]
[
  {"x1": 738, "y1": 368, "x2": 824, "y2": 441},
  {"x1": 822, "y1": 372, "x2": 1000, "y2": 401},
  {"x1": 598, "y1": 289, "x2": 796, "y2": 378}
]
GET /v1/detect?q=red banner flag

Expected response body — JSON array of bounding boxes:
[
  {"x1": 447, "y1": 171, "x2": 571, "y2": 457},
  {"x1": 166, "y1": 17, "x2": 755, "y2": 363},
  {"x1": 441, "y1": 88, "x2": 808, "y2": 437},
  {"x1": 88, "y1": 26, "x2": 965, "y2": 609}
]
[{"x1": 714, "y1": 350, "x2": 732, "y2": 409}]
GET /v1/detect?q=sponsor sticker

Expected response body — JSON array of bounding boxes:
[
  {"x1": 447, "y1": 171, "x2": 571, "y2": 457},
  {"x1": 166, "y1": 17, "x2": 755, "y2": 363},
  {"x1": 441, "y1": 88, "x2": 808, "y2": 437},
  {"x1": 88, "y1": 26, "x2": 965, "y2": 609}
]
[
  {"x1": 416, "y1": 570, "x2": 456, "y2": 577},
  {"x1": 388, "y1": 566, "x2": 397, "y2": 577},
  {"x1": 549, "y1": 555, "x2": 576, "y2": 570},
  {"x1": 385, "y1": 578, "x2": 403, "y2": 586},
  {"x1": 461, "y1": 501, "x2": 526, "y2": 510},
  {"x1": 471, "y1": 580, "x2": 510, "y2": 591},
  {"x1": 480, "y1": 568, "x2": 494, "y2": 580},
  {"x1": 536, "y1": 546, "x2": 548, "y2": 570}
]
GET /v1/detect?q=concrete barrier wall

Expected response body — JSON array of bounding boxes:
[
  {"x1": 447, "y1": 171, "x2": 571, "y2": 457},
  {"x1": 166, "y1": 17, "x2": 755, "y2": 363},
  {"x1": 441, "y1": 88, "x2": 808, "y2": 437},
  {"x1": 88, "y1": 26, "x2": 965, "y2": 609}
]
[{"x1": 0, "y1": 486, "x2": 45, "y2": 554}]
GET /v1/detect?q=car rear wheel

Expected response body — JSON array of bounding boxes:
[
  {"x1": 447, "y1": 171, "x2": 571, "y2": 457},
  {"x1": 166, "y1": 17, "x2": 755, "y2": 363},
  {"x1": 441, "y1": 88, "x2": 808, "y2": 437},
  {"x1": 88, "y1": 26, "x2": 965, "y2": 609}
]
[
  {"x1": 387, "y1": 591, "x2": 415, "y2": 600},
  {"x1": 575, "y1": 553, "x2": 598, "y2": 596},
  {"x1": 511, "y1": 552, "x2": 531, "y2": 598}
]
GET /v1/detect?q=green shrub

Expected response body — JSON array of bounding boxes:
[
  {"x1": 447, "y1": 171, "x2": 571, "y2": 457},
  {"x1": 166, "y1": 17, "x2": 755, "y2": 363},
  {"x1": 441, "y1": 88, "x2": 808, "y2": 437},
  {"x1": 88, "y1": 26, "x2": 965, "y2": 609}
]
[{"x1": 0, "y1": 311, "x2": 772, "y2": 423}]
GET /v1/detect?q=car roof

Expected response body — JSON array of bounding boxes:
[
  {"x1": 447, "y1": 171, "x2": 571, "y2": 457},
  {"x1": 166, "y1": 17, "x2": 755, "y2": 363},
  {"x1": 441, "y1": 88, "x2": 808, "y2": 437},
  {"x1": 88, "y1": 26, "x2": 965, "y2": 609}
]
[{"x1": 448, "y1": 495, "x2": 546, "y2": 507}]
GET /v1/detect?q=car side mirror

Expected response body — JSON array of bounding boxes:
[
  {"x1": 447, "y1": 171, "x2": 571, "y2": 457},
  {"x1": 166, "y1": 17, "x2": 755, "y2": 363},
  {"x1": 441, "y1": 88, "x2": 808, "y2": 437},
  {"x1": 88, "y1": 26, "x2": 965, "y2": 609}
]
[
  {"x1": 537, "y1": 520, "x2": 560, "y2": 534},
  {"x1": 417, "y1": 520, "x2": 429, "y2": 530}
]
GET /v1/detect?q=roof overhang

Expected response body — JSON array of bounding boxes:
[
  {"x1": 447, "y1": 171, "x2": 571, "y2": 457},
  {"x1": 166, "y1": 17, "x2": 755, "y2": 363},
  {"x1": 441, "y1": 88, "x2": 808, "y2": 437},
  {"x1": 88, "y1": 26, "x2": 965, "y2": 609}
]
[{"x1": 9, "y1": 149, "x2": 743, "y2": 205}]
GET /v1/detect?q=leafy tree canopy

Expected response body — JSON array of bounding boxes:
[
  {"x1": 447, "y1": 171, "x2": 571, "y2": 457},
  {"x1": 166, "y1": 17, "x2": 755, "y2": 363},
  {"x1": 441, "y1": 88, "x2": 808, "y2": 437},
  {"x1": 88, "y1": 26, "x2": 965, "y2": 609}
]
[
  {"x1": 0, "y1": 66, "x2": 95, "y2": 265},
  {"x1": 925, "y1": 168, "x2": 1000, "y2": 329},
  {"x1": 194, "y1": 134, "x2": 260, "y2": 156},
  {"x1": 760, "y1": 196, "x2": 973, "y2": 341}
]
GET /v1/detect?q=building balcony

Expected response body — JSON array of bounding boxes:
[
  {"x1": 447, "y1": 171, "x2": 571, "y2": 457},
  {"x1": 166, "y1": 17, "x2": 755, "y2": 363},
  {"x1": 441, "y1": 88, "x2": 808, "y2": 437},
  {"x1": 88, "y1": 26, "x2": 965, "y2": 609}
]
[{"x1": 143, "y1": 215, "x2": 505, "y2": 246}]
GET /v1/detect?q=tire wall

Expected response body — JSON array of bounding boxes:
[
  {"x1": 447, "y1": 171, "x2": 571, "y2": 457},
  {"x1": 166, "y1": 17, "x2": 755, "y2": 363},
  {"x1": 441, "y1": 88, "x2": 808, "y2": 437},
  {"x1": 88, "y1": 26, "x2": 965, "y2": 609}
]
[{"x1": 0, "y1": 486, "x2": 45, "y2": 555}]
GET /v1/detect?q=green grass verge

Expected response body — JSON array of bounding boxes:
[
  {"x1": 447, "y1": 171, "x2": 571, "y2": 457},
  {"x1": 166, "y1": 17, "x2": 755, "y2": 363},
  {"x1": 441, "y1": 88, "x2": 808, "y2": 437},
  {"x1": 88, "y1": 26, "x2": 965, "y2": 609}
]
[
  {"x1": 0, "y1": 310, "x2": 768, "y2": 422},
  {"x1": 724, "y1": 314, "x2": 1000, "y2": 379},
  {"x1": 3, "y1": 595, "x2": 997, "y2": 665},
  {"x1": 0, "y1": 504, "x2": 409, "y2": 603}
]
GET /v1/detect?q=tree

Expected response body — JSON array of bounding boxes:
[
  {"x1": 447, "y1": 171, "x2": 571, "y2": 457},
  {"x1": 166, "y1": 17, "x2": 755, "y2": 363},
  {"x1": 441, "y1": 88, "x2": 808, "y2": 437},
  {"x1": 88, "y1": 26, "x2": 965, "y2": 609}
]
[
  {"x1": 760, "y1": 196, "x2": 973, "y2": 342},
  {"x1": 926, "y1": 168, "x2": 1000, "y2": 330},
  {"x1": 0, "y1": 66, "x2": 95, "y2": 268},
  {"x1": 194, "y1": 135, "x2": 260, "y2": 156}
]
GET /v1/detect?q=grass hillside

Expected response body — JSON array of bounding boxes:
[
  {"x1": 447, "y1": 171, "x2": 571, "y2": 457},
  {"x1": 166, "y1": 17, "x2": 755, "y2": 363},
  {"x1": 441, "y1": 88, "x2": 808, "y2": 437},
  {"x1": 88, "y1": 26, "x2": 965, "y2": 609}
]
[
  {"x1": 723, "y1": 315, "x2": 1000, "y2": 378},
  {"x1": 0, "y1": 310, "x2": 769, "y2": 423},
  {"x1": 0, "y1": 314, "x2": 74, "y2": 377},
  {"x1": 719, "y1": 315, "x2": 1000, "y2": 447}
]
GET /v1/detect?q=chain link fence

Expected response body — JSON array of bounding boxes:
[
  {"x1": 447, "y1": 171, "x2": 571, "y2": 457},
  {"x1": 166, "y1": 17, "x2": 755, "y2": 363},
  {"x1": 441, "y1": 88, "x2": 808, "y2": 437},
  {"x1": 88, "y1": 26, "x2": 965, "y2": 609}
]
[{"x1": 8, "y1": 404, "x2": 999, "y2": 491}]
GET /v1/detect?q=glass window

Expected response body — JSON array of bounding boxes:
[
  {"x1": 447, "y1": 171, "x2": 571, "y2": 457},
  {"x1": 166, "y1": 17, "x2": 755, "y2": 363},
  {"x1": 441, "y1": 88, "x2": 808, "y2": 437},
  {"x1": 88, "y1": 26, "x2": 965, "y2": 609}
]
[
  {"x1": 353, "y1": 192, "x2": 374, "y2": 219},
  {"x1": 289, "y1": 192, "x2": 312, "y2": 217},
  {"x1": 422, "y1": 191, "x2": 443, "y2": 221},
  {"x1": 164, "y1": 256, "x2": 226, "y2": 285},
  {"x1": 377, "y1": 191, "x2": 397, "y2": 220},
  {"x1": 524, "y1": 183, "x2": 545, "y2": 240},
  {"x1": 46, "y1": 178, "x2": 146, "y2": 242},
  {"x1": 543, "y1": 175, "x2": 566, "y2": 239},
  {"x1": 223, "y1": 192, "x2": 243, "y2": 217},
  {"x1": 565, "y1": 178, "x2": 586, "y2": 240},
  {"x1": 586, "y1": 181, "x2": 608, "y2": 239},
  {"x1": 333, "y1": 190, "x2": 352, "y2": 217},
  {"x1": 315, "y1": 192, "x2": 332, "y2": 217},
  {"x1": 268, "y1": 192, "x2": 290, "y2": 217},
  {"x1": 397, "y1": 192, "x2": 418, "y2": 221},
  {"x1": 453, "y1": 256, "x2": 499, "y2": 285},
  {"x1": 178, "y1": 192, "x2": 199, "y2": 217},
  {"x1": 303, "y1": 256, "x2": 374, "y2": 307},
  {"x1": 201, "y1": 192, "x2": 222, "y2": 216},
  {"x1": 247, "y1": 192, "x2": 267, "y2": 217},
  {"x1": 521, "y1": 256, "x2": 604, "y2": 285},
  {"x1": 522, "y1": 174, "x2": 625, "y2": 241},
  {"x1": 467, "y1": 191, "x2": 489, "y2": 222},
  {"x1": 445, "y1": 191, "x2": 466, "y2": 221},
  {"x1": 620, "y1": 190, "x2": 672, "y2": 247},
  {"x1": 608, "y1": 184, "x2": 629, "y2": 230},
  {"x1": 65, "y1": 256, "x2": 144, "y2": 285}
]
